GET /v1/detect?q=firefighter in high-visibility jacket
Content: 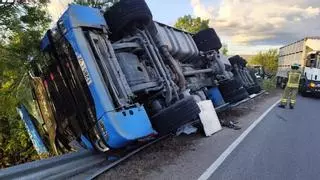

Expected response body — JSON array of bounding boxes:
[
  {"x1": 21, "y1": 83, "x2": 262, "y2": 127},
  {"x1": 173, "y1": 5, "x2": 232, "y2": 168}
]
[{"x1": 279, "y1": 64, "x2": 301, "y2": 109}]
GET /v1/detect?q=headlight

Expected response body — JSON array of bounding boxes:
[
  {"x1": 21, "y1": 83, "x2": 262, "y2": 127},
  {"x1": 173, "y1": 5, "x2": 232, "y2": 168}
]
[{"x1": 309, "y1": 82, "x2": 316, "y2": 88}]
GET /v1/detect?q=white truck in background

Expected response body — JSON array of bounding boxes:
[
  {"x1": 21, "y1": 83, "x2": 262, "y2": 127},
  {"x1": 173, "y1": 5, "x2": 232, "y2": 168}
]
[{"x1": 276, "y1": 37, "x2": 320, "y2": 95}]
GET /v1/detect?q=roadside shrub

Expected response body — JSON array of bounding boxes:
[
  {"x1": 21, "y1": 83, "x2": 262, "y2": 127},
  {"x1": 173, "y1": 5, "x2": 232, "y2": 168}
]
[{"x1": 262, "y1": 77, "x2": 276, "y2": 92}]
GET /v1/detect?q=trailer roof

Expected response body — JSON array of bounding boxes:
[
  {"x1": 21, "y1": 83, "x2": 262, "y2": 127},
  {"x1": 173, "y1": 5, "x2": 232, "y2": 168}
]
[{"x1": 280, "y1": 36, "x2": 320, "y2": 49}]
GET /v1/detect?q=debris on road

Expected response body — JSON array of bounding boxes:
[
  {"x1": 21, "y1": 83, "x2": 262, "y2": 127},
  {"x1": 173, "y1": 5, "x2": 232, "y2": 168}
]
[
  {"x1": 176, "y1": 124, "x2": 198, "y2": 136},
  {"x1": 198, "y1": 100, "x2": 222, "y2": 136}
]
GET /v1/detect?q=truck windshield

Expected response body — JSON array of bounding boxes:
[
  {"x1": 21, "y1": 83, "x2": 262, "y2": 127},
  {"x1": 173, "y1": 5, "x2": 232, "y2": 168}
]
[
  {"x1": 38, "y1": 32, "x2": 98, "y2": 144},
  {"x1": 306, "y1": 54, "x2": 319, "y2": 68}
]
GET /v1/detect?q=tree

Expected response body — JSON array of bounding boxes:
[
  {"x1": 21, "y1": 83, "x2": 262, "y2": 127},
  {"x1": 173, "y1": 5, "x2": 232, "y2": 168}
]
[
  {"x1": 72, "y1": 0, "x2": 118, "y2": 9},
  {"x1": 0, "y1": 0, "x2": 51, "y2": 168},
  {"x1": 174, "y1": 15, "x2": 209, "y2": 33},
  {"x1": 221, "y1": 44, "x2": 228, "y2": 56},
  {"x1": 249, "y1": 49, "x2": 279, "y2": 76}
]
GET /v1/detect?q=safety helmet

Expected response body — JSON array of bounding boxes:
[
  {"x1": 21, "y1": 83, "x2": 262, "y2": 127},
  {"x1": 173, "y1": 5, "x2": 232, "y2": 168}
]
[{"x1": 291, "y1": 63, "x2": 300, "y2": 70}]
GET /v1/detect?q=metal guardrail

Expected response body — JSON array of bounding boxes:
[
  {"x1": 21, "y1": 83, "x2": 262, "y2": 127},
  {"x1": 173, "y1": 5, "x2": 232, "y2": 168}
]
[
  {"x1": 230, "y1": 90, "x2": 266, "y2": 108},
  {"x1": 0, "y1": 136, "x2": 169, "y2": 180},
  {"x1": 215, "y1": 90, "x2": 266, "y2": 112},
  {"x1": 85, "y1": 135, "x2": 169, "y2": 179},
  {"x1": 0, "y1": 150, "x2": 107, "y2": 180}
]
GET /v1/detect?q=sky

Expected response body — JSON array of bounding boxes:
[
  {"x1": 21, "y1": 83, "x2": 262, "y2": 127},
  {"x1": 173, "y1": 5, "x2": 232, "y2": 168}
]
[{"x1": 48, "y1": 0, "x2": 320, "y2": 55}]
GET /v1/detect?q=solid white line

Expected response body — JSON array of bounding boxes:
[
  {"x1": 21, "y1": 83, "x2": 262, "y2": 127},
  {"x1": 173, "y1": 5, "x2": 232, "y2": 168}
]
[{"x1": 198, "y1": 99, "x2": 280, "y2": 180}]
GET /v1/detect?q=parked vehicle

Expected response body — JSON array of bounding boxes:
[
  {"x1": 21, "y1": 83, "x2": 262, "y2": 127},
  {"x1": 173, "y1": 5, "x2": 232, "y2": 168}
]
[
  {"x1": 276, "y1": 37, "x2": 320, "y2": 95},
  {"x1": 18, "y1": 1, "x2": 261, "y2": 155}
]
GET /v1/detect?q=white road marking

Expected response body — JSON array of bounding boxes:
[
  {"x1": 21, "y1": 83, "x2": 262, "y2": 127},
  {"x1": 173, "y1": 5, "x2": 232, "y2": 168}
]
[{"x1": 198, "y1": 99, "x2": 280, "y2": 180}]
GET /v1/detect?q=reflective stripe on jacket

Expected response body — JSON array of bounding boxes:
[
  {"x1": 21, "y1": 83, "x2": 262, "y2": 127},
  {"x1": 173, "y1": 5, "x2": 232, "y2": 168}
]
[{"x1": 287, "y1": 70, "x2": 301, "y2": 88}]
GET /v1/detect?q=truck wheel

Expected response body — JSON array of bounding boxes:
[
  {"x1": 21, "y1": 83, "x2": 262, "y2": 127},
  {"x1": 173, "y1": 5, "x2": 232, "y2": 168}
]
[
  {"x1": 246, "y1": 85, "x2": 261, "y2": 94},
  {"x1": 218, "y1": 79, "x2": 249, "y2": 103},
  {"x1": 225, "y1": 87, "x2": 249, "y2": 103},
  {"x1": 105, "y1": 0, "x2": 153, "y2": 39},
  {"x1": 239, "y1": 58, "x2": 247, "y2": 68},
  {"x1": 219, "y1": 79, "x2": 243, "y2": 93},
  {"x1": 232, "y1": 74, "x2": 247, "y2": 88},
  {"x1": 280, "y1": 78, "x2": 286, "y2": 89},
  {"x1": 299, "y1": 83, "x2": 308, "y2": 97},
  {"x1": 151, "y1": 96, "x2": 200, "y2": 135},
  {"x1": 229, "y1": 55, "x2": 246, "y2": 67},
  {"x1": 276, "y1": 77, "x2": 280, "y2": 87},
  {"x1": 193, "y1": 28, "x2": 222, "y2": 52},
  {"x1": 228, "y1": 55, "x2": 240, "y2": 66},
  {"x1": 300, "y1": 90, "x2": 308, "y2": 97}
]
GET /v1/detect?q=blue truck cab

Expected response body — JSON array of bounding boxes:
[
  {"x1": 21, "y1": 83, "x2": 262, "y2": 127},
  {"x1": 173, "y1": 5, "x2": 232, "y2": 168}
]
[{"x1": 38, "y1": 5, "x2": 154, "y2": 151}]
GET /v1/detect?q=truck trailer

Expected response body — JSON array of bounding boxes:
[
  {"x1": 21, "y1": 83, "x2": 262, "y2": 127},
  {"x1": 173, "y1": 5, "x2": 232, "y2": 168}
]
[{"x1": 277, "y1": 37, "x2": 320, "y2": 95}]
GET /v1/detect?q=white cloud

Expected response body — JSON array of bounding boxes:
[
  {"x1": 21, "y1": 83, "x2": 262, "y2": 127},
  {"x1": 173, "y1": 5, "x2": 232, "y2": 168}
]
[
  {"x1": 191, "y1": 0, "x2": 214, "y2": 20},
  {"x1": 47, "y1": 0, "x2": 72, "y2": 23},
  {"x1": 191, "y1": 0, "x2": 320, "y2": 46}
]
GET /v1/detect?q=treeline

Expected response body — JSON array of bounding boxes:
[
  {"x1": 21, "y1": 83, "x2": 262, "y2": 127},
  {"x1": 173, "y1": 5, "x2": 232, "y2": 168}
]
[{"x1": 0, "y1": 1, "x2": 50, "y2": 168}]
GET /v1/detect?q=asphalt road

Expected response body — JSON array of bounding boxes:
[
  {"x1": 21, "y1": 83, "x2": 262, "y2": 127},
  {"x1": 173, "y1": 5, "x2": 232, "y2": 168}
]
[{"x1": 209, "y1": 95, "x2": 320, "y2": 180}]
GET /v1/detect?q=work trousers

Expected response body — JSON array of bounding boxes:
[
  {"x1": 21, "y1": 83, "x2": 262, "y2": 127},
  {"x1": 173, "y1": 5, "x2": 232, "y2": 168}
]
[{"x1": 280, "y1": 87, "x2": 298, "y2": 106}]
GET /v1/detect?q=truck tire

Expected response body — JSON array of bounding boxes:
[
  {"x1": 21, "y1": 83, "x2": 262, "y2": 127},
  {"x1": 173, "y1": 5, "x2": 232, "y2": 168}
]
[
  {"x1": 280, "y1": 77, "x2": 286, "y2": 89},
  {"x1": 229, "y1": 55, "x2": 241, "y2": 66},
  {"x1": 193, "y1": 28, "x2": 222, "y2": 52},
  {"x1": 276, "y1": 76, "x2": 281, "y2": 87},
  {"x1": 246, "y1": 85, "x2": 261, "y2": 94},
  {"x1": 218, "y1": 79, "x2": 249, "y2": 103},
  {"x1": 228, "y1": 56, "x2": 237, "y2": 65},
  {"x1": 300, "y1": 90, "x2": 308, "y2": 97},
  {"x1": 230, "y1": 87, "x2": 250, "y2": 103},
  {"x1": 299, "y1": 79, "x2": 308, "y2": 97},
  {"x1": 233, "y1": 74, "x2": 247, "y2": 88},
  {"x1": 239, "y1": 58, "x2": 247, "y2": 68},
  {"x1": 105, "y1": 0, "x2": 152, "y2": 39},
  {"x1": 219, "y1": 79, "x2": 243, "y2": 93},
  {"x1": 151, "y1": 96, "x2": 200, "y2": 135},
  {"x1": 223, "y1": 87, "x2": 249, "y2": 103}
]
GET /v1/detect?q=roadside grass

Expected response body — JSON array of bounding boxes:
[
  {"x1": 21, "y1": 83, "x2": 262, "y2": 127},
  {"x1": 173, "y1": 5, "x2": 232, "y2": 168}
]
[{"x1": 262, "y1": 77, "x2": 277, "y2": 92}]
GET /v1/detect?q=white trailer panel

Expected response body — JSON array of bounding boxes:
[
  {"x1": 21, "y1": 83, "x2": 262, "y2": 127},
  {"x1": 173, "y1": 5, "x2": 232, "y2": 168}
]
[{"x1": 277, "y1": 37, "x2": 320, "y2": 78}]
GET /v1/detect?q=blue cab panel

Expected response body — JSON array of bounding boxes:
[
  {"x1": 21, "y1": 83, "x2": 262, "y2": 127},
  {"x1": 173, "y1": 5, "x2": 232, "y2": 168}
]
[
  {"x1": 99, "y1": 107, "x2": 155, "y2": 148},
  {"x1": 58, "y1": 4, "x2": 107, "y2": 31},
  {"x1": 41, "y1": 5, "x2": 107, "y2": 51},
  {"x1": 40, "y1": 32, "x2": 50, "y2": 51},
  {"x1": 80, "y1": 135, "x2": 94, "y2": 150},
  {"x1": 41, "y1": 5, "x2": 155, "y2": 149},
  {"x1": 208, "y1": 87, "x2": 225, "y2": 107}
]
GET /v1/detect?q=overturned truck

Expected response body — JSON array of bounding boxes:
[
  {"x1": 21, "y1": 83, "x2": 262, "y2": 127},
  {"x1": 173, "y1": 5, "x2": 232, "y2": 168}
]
[{"x1": 18, "y1": 0, "x2": 260, "y2": 155}]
